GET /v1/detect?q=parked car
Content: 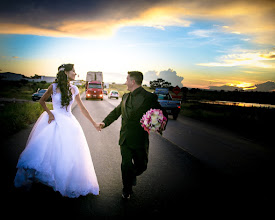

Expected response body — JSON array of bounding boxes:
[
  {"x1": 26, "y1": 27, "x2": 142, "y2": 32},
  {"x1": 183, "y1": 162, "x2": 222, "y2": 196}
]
[
  {"x1": 108, "y1": 90, "x2": 119, "y2": 99},
  {"x1": 154, "y1": 88, "x2": 181, "y2": 120},
  {"x1": 32, "y1": 89, "x2": 52, "y2": 102}
]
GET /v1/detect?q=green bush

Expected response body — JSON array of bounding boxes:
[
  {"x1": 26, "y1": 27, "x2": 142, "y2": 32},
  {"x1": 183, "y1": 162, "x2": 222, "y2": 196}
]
[
  {"x1": 0, "y1": 80, "x2": 52, "y2": 100},
  {"x1": 0, "y1": 102, "x2": 53, "y2": 138}
]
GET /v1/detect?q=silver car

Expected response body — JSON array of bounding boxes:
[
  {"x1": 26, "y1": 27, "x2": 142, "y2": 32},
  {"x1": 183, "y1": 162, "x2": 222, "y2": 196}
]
[{"x1": 108, "y1": 90, "x2": 119, "y2": 99}]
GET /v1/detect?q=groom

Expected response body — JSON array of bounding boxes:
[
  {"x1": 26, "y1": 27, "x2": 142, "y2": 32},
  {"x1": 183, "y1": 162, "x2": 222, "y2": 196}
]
[{"x1": 100, "y1": 71, "x2": 168, "y2": 199}]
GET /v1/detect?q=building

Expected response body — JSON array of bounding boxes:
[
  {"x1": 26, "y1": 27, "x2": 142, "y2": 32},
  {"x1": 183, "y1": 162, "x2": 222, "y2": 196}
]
[{"x1": 27, "y1": 75, "x2": 56, "y2": 83}]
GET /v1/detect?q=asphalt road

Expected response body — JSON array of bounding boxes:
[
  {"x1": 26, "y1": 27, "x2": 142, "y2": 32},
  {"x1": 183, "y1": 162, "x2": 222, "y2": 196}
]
[{"x1": 2, "y1": 94, "x2": 274, "y2": 217}]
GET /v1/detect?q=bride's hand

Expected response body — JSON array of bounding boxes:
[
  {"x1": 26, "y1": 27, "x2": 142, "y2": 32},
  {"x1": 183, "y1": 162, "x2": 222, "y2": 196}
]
[
  {"x1": 93, "y1": 123, "x2": 102, "y2": 132},
  {"x1": 48, "y1": 112, "x2": 55, "y2": 124}
]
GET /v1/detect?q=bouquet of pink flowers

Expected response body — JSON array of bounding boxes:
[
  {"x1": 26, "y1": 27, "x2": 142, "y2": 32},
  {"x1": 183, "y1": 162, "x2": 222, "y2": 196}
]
[{"x1": 140, "y1": 109, "x2": 167, "y2": 134}]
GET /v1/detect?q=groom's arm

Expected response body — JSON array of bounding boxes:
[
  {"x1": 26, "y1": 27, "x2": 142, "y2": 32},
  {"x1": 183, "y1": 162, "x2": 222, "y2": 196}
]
[{"x1": 102, "y1": 99, "x2": 122, "y2": 128}]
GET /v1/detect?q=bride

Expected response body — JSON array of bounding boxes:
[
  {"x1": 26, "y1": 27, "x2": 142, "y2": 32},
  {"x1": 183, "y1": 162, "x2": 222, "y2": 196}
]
[{"x1": 14, "y1": 64, "x2": 100, "y2": 198}]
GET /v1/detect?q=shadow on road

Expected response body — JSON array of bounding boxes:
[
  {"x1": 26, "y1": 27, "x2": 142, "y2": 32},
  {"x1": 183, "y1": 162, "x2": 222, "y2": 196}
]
[{"x1": 3, "y1": 131, "x2": 273, "y2": 218}]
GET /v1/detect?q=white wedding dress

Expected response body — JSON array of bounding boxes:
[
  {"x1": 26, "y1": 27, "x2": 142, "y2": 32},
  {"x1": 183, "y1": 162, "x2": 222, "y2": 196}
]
[{"x1": 14, "y1": 83, "x2": 99, "y2": 198}]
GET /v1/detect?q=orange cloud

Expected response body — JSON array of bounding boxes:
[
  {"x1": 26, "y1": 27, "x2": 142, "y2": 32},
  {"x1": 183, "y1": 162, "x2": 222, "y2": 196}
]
[
  {"x1": 0, "y1": 0, "x2": 274, "y2": 44},
  {"x1": 198, "y1": 50, "x2": 275, "y2": 68},
  {"x1": 173, "y1": 0, "x2": 275, "y2": 44}
]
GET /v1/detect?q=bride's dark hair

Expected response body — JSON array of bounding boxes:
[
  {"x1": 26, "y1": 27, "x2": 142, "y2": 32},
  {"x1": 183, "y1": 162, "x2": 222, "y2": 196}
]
[{"x1": 55, "y1": 64, "x2": 73, "y2": 110}]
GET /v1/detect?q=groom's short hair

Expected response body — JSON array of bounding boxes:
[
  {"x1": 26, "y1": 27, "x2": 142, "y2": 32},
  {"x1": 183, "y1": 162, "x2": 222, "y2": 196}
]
[{"x1": 128, "y1": 71, "x2": 143, "y2": 85}]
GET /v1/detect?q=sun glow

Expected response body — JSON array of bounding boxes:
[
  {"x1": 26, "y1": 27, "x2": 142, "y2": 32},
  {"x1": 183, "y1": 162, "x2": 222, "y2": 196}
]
[
  {"x1": 52, "y1": 39, "x2": 146, "y2": 81},
  {"x1": 227, "y1": 82, "x2": 255, "y2": 90}
]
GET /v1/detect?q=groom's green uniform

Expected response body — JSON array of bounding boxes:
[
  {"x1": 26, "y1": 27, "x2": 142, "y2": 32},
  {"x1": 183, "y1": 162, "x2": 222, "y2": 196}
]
[{"x1": 102, "y1": 86, "x2": 168, "y2": 193}]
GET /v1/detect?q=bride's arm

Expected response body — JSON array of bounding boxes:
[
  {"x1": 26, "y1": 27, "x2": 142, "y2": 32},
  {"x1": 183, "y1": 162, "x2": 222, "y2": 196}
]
[
  {"x1": 75, "y1": 94, "x2": 101, "y2": 131},
  {"x1": 39, "y1": 84, "x2": 55, "y2": 124}
]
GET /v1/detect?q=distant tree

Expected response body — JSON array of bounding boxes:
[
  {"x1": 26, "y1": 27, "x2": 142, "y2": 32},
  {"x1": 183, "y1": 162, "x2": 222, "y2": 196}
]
[
  {"x1": 189, "y1": 88, "x2": 201, "y2": 94},
  {"x1": 162, "y1": 81, "x2": 171, "y2": 88},
  {"x1": 149, "y1": 80, "x2": 159, "y2": 89},
  {"x1": 31, "y1": 74, "x2": 40, "y2": 79},
  {"x1": 150, "y1": 78, "x2": 172, "y2": 89}
]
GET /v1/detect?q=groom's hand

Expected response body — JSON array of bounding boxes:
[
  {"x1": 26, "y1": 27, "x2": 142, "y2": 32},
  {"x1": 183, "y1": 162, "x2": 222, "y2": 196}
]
[
  {"x1": 99, "y1": 122, "x2": 105, "y2": 130},
  {"x1": 158, "y1": 120, "x2": 167, "y2": 135},
  {"x1": 93, "y1": 123, "x2": 102, "y2": 132}
]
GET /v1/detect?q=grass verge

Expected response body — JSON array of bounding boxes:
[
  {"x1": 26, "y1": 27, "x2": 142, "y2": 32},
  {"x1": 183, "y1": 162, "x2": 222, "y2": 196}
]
[
  {"x1": 0, "y1": 102, "x2": 53, "y2": 139},
  {"x1": 180, "y1": 101, "x2": 274, "y2": 147}
]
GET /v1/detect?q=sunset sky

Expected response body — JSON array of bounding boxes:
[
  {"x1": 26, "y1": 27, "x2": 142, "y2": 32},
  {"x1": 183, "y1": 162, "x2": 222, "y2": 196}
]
[{"x1": 0, "y1": 0, "x2": 275, "y2": 90}]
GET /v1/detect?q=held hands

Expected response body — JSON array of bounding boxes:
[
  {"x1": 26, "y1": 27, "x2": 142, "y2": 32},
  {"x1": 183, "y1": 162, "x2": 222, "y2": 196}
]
[
  {"x1": 93, "y1": 122, "x2": 105, "y2": 132},
  {"x1": 93, "y1": 123, "x2": 101, "y2": 132},
  {"x1": 99, "y1": 122, "x2": 105, "y2": 130}
]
